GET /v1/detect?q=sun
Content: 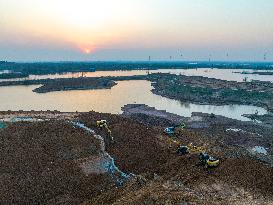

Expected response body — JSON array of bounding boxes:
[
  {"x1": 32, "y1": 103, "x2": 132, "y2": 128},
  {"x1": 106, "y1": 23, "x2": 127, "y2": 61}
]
[
  {"x1": 83, "y1": 48, "x2": 92, "y2": 54},
  {"x1": 78, "y1": 44, "x2": 96, "y2": 54}
]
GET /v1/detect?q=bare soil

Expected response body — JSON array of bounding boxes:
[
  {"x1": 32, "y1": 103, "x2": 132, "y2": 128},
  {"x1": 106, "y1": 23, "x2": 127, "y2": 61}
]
[{"x1": 0, "y1": 110, "x2": 272, "y2": 204}]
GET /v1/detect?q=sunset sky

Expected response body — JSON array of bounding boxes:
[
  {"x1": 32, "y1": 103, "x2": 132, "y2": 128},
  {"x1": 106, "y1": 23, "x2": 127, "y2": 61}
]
[{"x1": 0, "y1": 0, "x2": 272, "y2": 61}]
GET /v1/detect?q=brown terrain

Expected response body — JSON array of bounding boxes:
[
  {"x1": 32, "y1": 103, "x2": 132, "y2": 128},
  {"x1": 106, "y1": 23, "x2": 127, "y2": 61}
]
[{"x1": 0, "y1": 107, "x2": 272, "y2": 204}]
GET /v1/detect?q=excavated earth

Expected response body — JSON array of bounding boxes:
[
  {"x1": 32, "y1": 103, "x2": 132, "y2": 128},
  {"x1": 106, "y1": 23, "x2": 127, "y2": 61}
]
[{"x1": 0, "y1": 110, "x2": 273, "y2": 204}]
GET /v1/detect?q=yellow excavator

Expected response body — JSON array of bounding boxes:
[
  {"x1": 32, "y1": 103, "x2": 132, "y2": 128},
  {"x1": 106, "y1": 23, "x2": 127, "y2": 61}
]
[
  {"x1": 176, "y1": 143, "x2": 220, "y2": 168},
  {"x1": 165, "y1": 125, "x2": 220, "y2": 168},
  {"x1": 96, "y1": 120, "x2": 114, "y2": 142},
  {"x1": 176, "y1": 143, "x2": 206, "y2": 155},
  {"x1": 199, "y1": 152, "x2": 220, "y2": 168}
]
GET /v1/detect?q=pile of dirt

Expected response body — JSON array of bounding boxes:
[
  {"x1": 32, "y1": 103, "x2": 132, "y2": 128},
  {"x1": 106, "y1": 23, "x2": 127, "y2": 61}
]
[
  {"x1": 243, "y1": 113, "x2": 273, "y2": 125},
  {"x1": 122, "y1": 104, "x2": 185, "y2": 127},
  {"x1": 0, "y1": 120, "x2": 115, "y2": 204}
]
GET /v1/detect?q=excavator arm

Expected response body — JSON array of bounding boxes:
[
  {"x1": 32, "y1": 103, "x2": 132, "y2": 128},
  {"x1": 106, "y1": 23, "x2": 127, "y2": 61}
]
[{"x1": 96, "y1": 120, "x2": 114, "y2": 142}]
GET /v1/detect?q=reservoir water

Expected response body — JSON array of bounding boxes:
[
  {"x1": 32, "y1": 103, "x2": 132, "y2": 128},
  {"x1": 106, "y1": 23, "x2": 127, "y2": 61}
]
[
  {"x1": 0, "y1": 79, "x2": 267, "y2": 121},
  {"x1": 2, "y1": 68, "x2": 273, "y2": 82}
]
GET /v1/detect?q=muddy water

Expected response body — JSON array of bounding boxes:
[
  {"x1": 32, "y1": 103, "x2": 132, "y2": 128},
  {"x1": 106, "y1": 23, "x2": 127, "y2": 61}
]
[
  {"x1": 2, "y1": 68, "x2": 273, "y2": 82},
  {"x1": 0, "y1": 80, "x2": 267, "y2": 121},
  {"x1": 72, "y1": 122, "x2": 131, "y2": 186}
]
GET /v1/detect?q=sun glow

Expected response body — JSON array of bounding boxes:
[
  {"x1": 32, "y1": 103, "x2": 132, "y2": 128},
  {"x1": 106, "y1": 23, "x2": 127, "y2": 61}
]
[
  {"x1": 0, "y1": 0, "x2": 150, "y2": 54},
  {"x1": 46, "y1": 0, "x2": 140, "y2": 52},
  {"x1": 81, "y1": 47, "x2": 94, "y2": 54},
  {"x1": 53, "y1": 0, "x2": 115, "y2": 29}
]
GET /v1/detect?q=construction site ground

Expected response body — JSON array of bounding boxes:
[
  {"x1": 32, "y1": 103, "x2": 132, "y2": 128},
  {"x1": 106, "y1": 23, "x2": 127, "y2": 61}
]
[{"x1": 0, "y1": 108, "x2": 272, "y2": 205}]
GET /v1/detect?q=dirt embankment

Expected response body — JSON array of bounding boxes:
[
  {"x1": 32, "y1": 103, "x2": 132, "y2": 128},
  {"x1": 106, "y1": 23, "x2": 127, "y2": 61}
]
[
  {"x1": 147, "y1": 73, "x2": 273, "y2": 111},
  {"x1": 122, "y1": 104, "x2": 186, "y2": 127},
  {"x1": 243, "y1": 113, "x2": 273, "y2": 125},
  {"x1": 79, "y1": 111, "x2": 273, "y2": 204},
  {"x1": 1, "y1": 110, "x2": 273, "y2": 204}
]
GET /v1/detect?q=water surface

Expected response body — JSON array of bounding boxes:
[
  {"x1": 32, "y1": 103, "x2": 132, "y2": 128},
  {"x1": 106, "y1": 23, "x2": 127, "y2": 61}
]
[
  {"x1": 2, "y1": 68, "x2": 273, "y2": 82},
  {"x1": 0, "y1": 80, "x2": 267, "y2": 121}
]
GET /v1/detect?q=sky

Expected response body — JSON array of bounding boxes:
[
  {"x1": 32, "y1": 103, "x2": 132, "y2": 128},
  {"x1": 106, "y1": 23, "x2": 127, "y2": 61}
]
[{"x1": 0, "y1": 0, "x2": 273, "y2": 62}]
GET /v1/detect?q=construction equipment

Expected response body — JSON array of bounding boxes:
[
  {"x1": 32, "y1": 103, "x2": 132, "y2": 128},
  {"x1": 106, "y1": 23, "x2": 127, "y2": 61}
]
[
  {"x1": 199, "y1": 152, "x2": 220, "y2": 168},
  {"x1": 176, "y1": 143, "x2": 205, "y2": 155},
  {"x1": 164, "y1": 123, "x2": 186, "y2": 135},
  {"x1": 187, "y1": 143, "x2": 206, "y2": 153},
  {"x1": 176, "y1": 145, "x2": 190, "y2": 155},
  {"x1": 167, "y1": 138, "x2": 182, "y2": 148},
  {"x1": 96, "y1": 120, "x2": 114, "y2": 142},
  {"x1": 176, "y1": 143, "x2": 220, "y2": 168}
]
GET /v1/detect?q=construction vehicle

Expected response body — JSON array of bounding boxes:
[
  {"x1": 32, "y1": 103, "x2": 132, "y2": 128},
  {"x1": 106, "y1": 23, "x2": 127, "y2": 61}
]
[
  {"x1": 164, "y1": 122, "x2": 220, "y2": 168},
  {"x1": 187, "y1": 143, "x2": 206, "y2": 153},
  {"x1": 199, "y1": 152, "x2": 220, "y2": 168},
  {"x1": 164, "y1": 123, "x2": 186, "y2": 135},
  {"x1": 176, "y1": 144, "x2": 220, "y2": 168},
  {"x1": 167, "y1": 138, "x2": 183, "y2": 148},
  {"x1": 96, "y1": 120, "x2": 114, "y2": 142},
  {"x1": 176, "y1": 145, "x2": 190, "y2": 155},
  {"x1": 176, "y1": 143, "x2": 205, "y2": 155}
]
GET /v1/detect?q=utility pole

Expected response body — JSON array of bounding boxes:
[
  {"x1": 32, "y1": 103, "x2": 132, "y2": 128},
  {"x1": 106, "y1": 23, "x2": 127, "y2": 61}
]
[
  {"x1": 209, "y1": 54, "x2": 213, "y2": 69},
  {"x1": 226, "y1": 52, "x2": 229, "y2": 69},
  {"x1": 147, "y1": 56, "x2": 151, "y2": 75}
]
